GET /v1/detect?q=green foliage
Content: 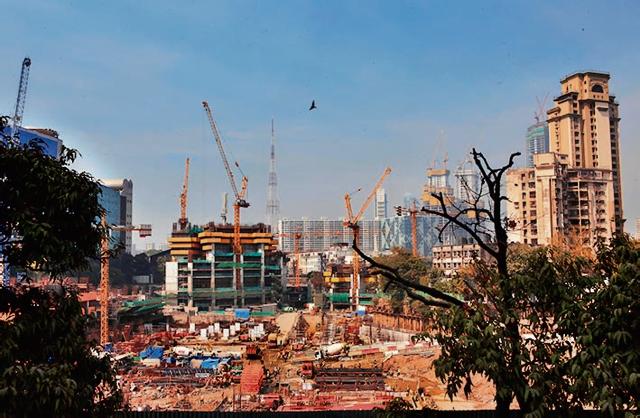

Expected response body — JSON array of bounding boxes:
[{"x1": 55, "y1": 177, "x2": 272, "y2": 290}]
[
  {"x1": 563, "y1": 235, "x2": 640, "y2": 413},
  {"x1": 0, "y1": 115, "x2": 122, "y2": 416},
  {"x1": 427, "y1": 238, "x2": 640, "y2": 416},
  {"x1": 0, "y1": 116, "x2": 105, "y2": 276},
  {"x1": 374, "y1": 248, "x2": 441, "y2": 312},
  {"x1": 0, "y1": 286, "x2": 122, "y2": 418}
]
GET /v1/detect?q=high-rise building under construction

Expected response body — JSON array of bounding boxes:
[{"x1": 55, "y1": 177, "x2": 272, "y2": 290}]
[{"x1": 165, "y1": 223, "x2": 283, "y2": 310}]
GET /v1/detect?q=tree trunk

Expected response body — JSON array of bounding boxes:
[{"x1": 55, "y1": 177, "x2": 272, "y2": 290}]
[{"x1": 495, "y1": 392, "x2": 512, "y2": 418}]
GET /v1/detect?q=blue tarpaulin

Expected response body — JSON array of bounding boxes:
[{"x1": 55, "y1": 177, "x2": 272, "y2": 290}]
[
  {"x1": 234, "y1": 308, "x2": 250, "y2": 320},
  {"x1": 140, "y1": 346, "x2": 164, "y2": 360},
  {"x1": 201, "y1": 358, "x2": 220, "y2": 369}
]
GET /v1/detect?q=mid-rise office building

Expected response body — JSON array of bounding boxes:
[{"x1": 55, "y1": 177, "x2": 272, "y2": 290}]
[
  {"x1": 99, "y1": 179, "x2": 133, "y2": 253},
  {"x1": 432, "y1": 242, "x2": 494, "y2": 277},
  {"x1": 507, "y1": 71, "x2": 623, "y2": 248},
  {"x1": 1, "y1": 125, "x2": 62, "y2": 158}
]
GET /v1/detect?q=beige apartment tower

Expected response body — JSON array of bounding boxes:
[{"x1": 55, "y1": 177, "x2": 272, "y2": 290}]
[{"x1": 507, "y1": 71, "x2": 623, "y2": 248}]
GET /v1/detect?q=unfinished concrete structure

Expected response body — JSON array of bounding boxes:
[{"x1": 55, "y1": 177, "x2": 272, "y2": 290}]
[
  {"x1": 323, "y1": 263, "x2": 375, "y2": 310},
  {"x1": 165, "y1": 223, "x2": 283, "y2": 310}
]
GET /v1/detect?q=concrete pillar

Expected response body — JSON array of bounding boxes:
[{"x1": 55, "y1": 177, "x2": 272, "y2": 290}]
[{"x1": 187, "y1": 262, "x2": 194, "y2": 308}]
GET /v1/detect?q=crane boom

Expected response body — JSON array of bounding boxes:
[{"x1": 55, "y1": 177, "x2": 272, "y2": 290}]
[
  {"x1": 202, "y1": 100, "x2": 248, "y2": 258},
  {"x1": 179, "y1": 158, "x2": 190, "y2": 230},
  {"x1": 344, "y1": 167, "x2": 392, "y2": 309},
  {"x1": 12, "y1": 57, "x2": 32, "y2": 138},
  {"x1": 349, "y1": 167, "x2": 392, "y2": 224},
  {"x1": 202, "y1": 101, "x2": 243, "y2": 201}
]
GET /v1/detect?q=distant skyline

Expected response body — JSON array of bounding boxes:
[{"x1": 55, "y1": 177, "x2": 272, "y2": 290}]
[{"x1": 2, "y1": 1, "x2": 639, "y2": 246}]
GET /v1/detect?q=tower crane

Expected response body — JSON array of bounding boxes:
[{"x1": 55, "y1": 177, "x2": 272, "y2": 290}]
[
  {"x1": 1, "y1": 58, "x2": 32, "y2": 286},
  {"x1": 394, "y1": 202, "x2": 419, "y2": 257},
  {"x1": 178, "y1": 157, "x2": 190, "y2": 230},
  {"x1": 99, "y1": 215, "x2": 151, "y2": 345},
  {"x1": 202, "y1": 101, "x2": 249, "y2": 255},
  {"x1": 11, "y1": 57, "x2": 32, "y2": 141},
  {"x1": 344, "y1": 167, "x2": 392, "y2": 308}
]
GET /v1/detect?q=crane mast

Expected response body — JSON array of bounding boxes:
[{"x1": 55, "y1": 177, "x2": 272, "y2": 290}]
[
  {"x1": 100, "y1": 216, "x2": 151, "y2": 345},
  {"x1": 12, "y1": 57, "x2": 32, "y2": 140},
  {"x1": 178, "y1": 157, "x2": 190, "y2": 230},
  {"x1": 202, "y1": 101, "x2": 249, "y2": 255},
  {"x1": 344, "y1": 167, "x2": 392, "y2": 308}
]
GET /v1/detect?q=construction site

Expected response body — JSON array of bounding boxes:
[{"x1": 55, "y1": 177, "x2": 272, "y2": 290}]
[
  {"x1": 85, "y1": 99, "x2": 498, "y2": 412},
  {"x1": 100, "y1": 105, "x2": 501, "y2": 412},
  {"x1": 110, "y1": 305, "x2": 497, "y2": 412},
  {"x1": 2, "y1": 56, "x2": 496, "y2": 413}
]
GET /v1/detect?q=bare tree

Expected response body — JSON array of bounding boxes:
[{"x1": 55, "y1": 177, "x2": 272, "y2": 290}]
[{"x1": 352, "y1": 148, "x2": 523, "y2": 414}]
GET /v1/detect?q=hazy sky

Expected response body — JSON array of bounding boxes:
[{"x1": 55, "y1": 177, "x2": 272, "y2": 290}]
[{"x1": 2, "y1": 0, "x2": 639, "y2": 247}]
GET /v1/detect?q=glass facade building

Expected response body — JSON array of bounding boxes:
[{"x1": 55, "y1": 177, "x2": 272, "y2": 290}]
[
  {"x1": 1, "y1": 126, "x2": 62, "y2": 158},
  {"x1": 526, "y1": 121, "x2": 549, "y2": 167}
]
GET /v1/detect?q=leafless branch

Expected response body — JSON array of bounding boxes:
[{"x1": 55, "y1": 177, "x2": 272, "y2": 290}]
[{"x1": 352, "y1": 238, "x2": 463, "y2": 307}]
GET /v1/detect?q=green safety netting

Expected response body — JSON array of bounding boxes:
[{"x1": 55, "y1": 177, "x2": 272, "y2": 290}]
[
  {"x1": 214, "y1": 252, "x2": 234, "y2": 257},
  {"x1": 264, "y1": 265, "x2": 281, "y2": 271},
  {"x1": 328, "y1": 293, "x2": 350, "y2": 303},
  {"x1": 243, "y1": 252, "x2": 262, "y2": 257},
  {"x1": 216, "y1": 262, "x2": 262, "y2": 269}
]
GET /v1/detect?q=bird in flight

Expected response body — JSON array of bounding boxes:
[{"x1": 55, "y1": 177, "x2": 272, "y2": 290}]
[{"x1": 309, "y1": 100, "x2": 317, "y2": 111}]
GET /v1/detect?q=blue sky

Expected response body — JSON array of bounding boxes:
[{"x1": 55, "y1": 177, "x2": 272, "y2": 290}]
[{"x1": 2, "y1": 0, "x2": 640, "y2": 247}]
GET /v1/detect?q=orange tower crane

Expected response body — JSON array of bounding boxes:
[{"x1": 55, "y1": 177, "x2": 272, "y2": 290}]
[
  {"x1": 344, "y1": 167, "x2": 392, "y2": 308},
  {"x1": 100, "y1": 216, "x2": 151, "y2": 345},
  {"x1": 202, "y1": 101, "x2": 249, "y2": 255},
  {"x1": 178, "y1": 157, "x2": 190, "y2": 230},
  {"x1": 409, "y1": 201, "x2": 419, "y2": 257},
  {"x1": 395, "y1": 202, "x2": 420, "y2": 257}
]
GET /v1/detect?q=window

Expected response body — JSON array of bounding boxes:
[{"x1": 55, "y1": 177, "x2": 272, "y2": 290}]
[{"x1": 591, "y1": 84, "x2": 604, "y2": 93}]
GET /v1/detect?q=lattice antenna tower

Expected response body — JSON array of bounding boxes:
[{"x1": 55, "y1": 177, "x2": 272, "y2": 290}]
[{"x1": 266, "y1": 119, "x2": 280, "y2": 233}]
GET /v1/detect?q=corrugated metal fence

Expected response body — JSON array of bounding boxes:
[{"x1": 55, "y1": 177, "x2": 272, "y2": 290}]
[{"x1": 114, "y1": 410, "x2": 630, "y2": 418}]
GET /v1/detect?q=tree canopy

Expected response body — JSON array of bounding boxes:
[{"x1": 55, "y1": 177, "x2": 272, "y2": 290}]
[
  {"x1": 0, "y1": 116, "x2": 122, "y2": 417},
  {"x1": 0, "y1": 116, "x2": 106, "y2": 277}
]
